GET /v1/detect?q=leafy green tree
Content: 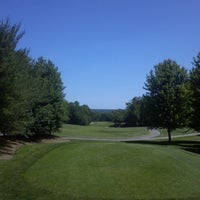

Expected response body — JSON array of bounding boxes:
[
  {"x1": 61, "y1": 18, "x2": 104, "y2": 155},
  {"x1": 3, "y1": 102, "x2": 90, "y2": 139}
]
[
  {"x1": 112, "y1": 109, "x2": 126, "y2": 126},
  {"x1": 28, "y1": 57, "x2": 66, "y2": 136},
  {"x1": 0, "y1": 19, "x2": 67, "y2": 137},
  {"x1": 125, "y1": 97, "x2": 143, "y2": 126},
  {"x1": 0, "y1": 19, "x2": 31, "y2": 136},
  {"x1": 4, "y1": 51, "x2": 35, "y2": 136},
  {"x1": 98, "y1": 112, "x2": 113, "y2": 122},
  {"x1": 189, "y1": 52, "x2": 200, "y2": 131},
  {"x1": 81, "y1": 104, "x2": 93, "y2": 125},
  {"x1": 68, "y1": 101, "x2": 92, "y2": 125},
  {"x1": 144, "y1": 59, "x2": 190, "y2": 143},
  {"x1": 91, "y1": 111, "x2": 101, "y2": 121},
  {"x1": 68, "y1": 101, "x2": 82, "y2": 125}
]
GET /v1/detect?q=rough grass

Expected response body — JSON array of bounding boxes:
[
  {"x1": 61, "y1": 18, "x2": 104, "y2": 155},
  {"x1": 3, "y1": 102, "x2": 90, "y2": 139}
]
[
  {"x1": 0, "y1": 137, "x2": 200, "y2": 200},
  {"x1": 56, "y1": 122, "x2": 149, "y2": 139}
]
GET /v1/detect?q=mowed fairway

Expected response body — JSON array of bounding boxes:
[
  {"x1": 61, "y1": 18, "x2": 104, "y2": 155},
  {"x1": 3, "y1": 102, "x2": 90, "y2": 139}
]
[
  {"x1": 0, "y1": 137, "x2": 200, "y2": 200},
  {"x1": 0, "y1": 123, "x2": 200, "y2": 200},
  {"x1": 56, "y1": 122, "x2": 149, "y2": 139}
]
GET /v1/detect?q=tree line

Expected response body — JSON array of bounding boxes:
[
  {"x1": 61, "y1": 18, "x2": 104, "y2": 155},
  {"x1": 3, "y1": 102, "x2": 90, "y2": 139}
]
[
  {"x1": 1, "y1": 19, "x2": 200, "y2": 143},
  {"x1": 66, "y1": 103, "x2": 121, "y2": 126}
]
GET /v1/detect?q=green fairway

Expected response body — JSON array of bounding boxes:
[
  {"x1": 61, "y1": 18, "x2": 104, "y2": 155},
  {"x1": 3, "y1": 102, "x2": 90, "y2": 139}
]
[
  {"x1": 56, "y1": 122, "x2": 149, "y2": 139},
  {"x1": 0, "y1": 138, "x2": 200, "y2": 200}
]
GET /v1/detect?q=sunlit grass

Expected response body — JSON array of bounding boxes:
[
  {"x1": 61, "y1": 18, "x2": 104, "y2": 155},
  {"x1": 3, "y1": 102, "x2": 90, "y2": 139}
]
[
  {"x1": 0, "y1": 138, "x2": 200, "y2": 199},
  {"x1": 1, "y1": 122, "x2": 199, "y2": 199},
  {"x1": 56, "y1": 121, "x2": 149, "y2": 139}
]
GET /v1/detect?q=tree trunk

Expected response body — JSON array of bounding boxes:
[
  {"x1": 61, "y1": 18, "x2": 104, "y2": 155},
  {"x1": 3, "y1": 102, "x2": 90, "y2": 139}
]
[{"x1": 167, "y1": 128, "x2": 171, "y2": 144}]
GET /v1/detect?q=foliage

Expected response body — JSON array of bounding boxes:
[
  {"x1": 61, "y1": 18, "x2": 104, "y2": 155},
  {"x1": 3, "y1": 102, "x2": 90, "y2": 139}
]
[
  {"x1": 125, "y1": 97, "x2": 144, "y2": 126},
  {"x1": 27, "y1": 57, "x2": 66, "y2": 136},
  {"x1": 111, "y1": 109, "x2": 126, "y2": 125},
  {"x1": 67, "y1": 101, "x2": 93, "y2": 125},
  {"x1": 0, "y1": 19, "x2": 31, "y2": 135},
  {"x1": 189, "y1": 52, "x2": 200, "y2": 131},
  {"x1": 67, "y1": 103, "x2": 124, "y2": 126},
  {"x1": 144, "y1": 59, "x2": 190, "y2": 143},
  {"x1": 0, "y1": 19, "x2": 66, "y2": 136},
  {"x1": 92, "y1": 110, "x2": 114, "y2": 122}
]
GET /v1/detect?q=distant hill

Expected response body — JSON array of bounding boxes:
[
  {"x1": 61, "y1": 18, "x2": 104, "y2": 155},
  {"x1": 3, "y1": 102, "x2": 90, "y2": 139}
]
[{"x1": 92, "y1": 109, "x2": 116, "y2": 113}]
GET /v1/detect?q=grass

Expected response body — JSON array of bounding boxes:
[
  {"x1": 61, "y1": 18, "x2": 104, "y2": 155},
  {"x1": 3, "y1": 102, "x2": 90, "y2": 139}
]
[
  {"x1": 0, "y1": 123, "x2": 200, "y2": 199},
  {"x1": 0, "y1": 136, "x2": 200, "y2": 200},
  {"x1": 158, "y1": 127, "x2": 197, "y2": 137},
  {"x1": 56, "y1": 122, "x2": 197, "y2": 140},
  {"x1": 55, "y1": 121, "x2": 149, "y2": 139}
]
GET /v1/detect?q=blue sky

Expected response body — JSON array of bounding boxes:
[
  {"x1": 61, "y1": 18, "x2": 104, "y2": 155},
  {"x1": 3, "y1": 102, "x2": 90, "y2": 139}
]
[{"x1": 1, "y1": 0, "x2": 200, "y2": 109}]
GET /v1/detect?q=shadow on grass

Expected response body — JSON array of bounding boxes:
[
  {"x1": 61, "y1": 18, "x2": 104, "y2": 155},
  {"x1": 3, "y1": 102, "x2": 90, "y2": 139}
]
[
  {"x1": 125, "y1": 137, "x2": 200, "y2": 155},
  {"x1": 0, "y1": 134, "x2": 58, "y2": 157},
  {"x1": 109, "y1": 123, "x2": 126, "y2": 128}
]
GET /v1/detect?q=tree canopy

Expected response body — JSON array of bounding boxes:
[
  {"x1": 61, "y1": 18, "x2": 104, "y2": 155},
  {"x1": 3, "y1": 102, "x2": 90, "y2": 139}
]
[
  {"x1": 144, "y1": 59, "x2": 190, "y2": 143},
  {"x1": 0, "y1": 19, "x2": 66, "y2": 137},
  {"x1": 125, "y1": 97, "x2": 144, "y2": 127},
  {"x1": 189, "y1": 52, "x2": 200, "y2": 131},
  {"x1": 68, "y1": 101, "x2": 93, "y2": 126}
]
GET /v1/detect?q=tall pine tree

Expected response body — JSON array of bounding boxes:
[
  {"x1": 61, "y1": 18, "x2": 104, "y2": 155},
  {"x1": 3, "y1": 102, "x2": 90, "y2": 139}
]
[{"x1": 0, "y1": 19, "x2": 31, "y2": 135}]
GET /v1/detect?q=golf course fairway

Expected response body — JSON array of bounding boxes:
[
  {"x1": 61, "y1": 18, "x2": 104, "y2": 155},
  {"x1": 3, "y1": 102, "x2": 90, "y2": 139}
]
[{"x1": 1, "y1": 140, "x2": 199, "y2": 200}]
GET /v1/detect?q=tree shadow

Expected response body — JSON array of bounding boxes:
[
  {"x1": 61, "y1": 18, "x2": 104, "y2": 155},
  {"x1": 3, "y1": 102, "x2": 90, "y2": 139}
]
[
  {"x1": 109, "y1": 123, "x2": 126, "y2": 128},
  {"x1": 0, "y1": 137, "x2": 22, "y2": 156},
  {"x1": 0, "y1": 134, "x2": 59, "y2": 157},
  {"x1": 124, "y1": 137, "x2": 200, "y2": 155}
]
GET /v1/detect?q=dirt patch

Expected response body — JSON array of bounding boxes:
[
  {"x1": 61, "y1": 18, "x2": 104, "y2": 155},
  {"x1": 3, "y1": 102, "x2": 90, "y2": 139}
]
[{"x1": 0, "y1": 136, "x2": 69, "y2": 160}]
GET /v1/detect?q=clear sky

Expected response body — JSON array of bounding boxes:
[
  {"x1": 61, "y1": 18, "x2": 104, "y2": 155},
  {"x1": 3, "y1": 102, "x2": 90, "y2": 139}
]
[{"x1": 1, "y1": 0, "x2": 200, "y2": 109}]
